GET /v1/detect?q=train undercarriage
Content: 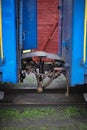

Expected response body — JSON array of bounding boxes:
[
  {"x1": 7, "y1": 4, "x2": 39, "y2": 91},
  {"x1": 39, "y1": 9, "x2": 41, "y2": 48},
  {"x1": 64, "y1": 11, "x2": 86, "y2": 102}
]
[{"x1": 20, "y1": 51, "x2": 69, "y2": 95}]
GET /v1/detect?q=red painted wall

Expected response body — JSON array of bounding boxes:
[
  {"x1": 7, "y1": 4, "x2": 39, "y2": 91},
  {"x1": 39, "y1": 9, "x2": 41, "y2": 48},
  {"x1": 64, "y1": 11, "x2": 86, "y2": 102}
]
[{"x1": 37, "y1": 0, "x2": 59, "y2": 54}]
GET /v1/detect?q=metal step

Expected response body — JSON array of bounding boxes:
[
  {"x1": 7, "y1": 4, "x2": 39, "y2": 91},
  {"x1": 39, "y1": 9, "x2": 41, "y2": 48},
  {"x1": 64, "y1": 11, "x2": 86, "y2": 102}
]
[
  {"x1": 0, "y1": 91, "x2": 4, "y2": 100},
  {"x1": 83, "y1": 93, "x2": 87, "y2": 102}
]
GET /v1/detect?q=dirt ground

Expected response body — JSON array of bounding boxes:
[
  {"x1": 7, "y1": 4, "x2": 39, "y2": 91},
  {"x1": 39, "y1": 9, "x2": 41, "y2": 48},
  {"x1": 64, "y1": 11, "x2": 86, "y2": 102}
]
[{"x1": 0, "y1": 105, "x2": 87, "y2": 130}]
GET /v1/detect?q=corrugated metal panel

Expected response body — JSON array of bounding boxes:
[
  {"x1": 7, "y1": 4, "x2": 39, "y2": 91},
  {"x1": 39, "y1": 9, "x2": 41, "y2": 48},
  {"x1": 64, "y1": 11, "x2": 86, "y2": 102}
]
[
  {"x1": 36, "y1": 0, "x2": 59, "y2": 54},
  {"x1": 23, "y1": 0, "x2": 37, "y2": 50}
]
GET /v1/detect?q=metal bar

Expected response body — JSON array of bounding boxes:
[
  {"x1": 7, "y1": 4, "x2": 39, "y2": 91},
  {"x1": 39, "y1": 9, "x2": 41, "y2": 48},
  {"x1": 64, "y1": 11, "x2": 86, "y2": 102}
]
[
  {"x1": 19, "y1": 0, "x2": 23, "y2": 50},
  {"x1": 83, "y1": 0, "x2": 87, "y2": 63},
  {"x1": 58, "y1": 0, "x2": 63, "y2": 56},
  {"x1": 18, "y1": 0, "x2": 23, "y2": 69},
  {"x1": 0, "y1": 0, "x2": 3, "y2": 60}
]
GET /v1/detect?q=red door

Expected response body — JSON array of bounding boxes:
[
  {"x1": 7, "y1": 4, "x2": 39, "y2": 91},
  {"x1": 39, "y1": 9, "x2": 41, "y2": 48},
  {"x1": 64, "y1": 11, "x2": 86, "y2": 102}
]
[{"x1": 37, "y1": 0, "x2": 59, "y2": 54}]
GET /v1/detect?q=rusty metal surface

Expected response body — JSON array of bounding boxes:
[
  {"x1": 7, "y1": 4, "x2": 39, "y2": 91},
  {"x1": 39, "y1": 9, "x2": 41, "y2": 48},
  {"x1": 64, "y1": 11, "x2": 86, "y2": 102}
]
[
  {"x1": 22, "y1": 51, "x2": 47, "y2": 58},
  {"x1": 37, "y1": 0, "x2": 59, "y2": 54},
  {"x1": 22, "y1": 51, "x2": 64, "y2": 62}
]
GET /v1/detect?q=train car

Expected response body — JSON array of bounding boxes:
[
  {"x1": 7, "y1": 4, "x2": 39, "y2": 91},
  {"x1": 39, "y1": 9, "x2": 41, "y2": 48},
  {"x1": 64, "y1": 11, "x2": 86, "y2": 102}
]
[{"x1": 0, "y1": 0, "x2": 87, "y2": 88}]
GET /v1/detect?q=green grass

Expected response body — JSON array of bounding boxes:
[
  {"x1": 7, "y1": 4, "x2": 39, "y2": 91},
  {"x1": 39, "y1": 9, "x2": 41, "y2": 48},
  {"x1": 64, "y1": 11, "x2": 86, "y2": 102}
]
[
  {"x1": 1, "y1": 107, "x2": 87, "y2": 130},
  {"x1": 0, "y1": 109, "x2": 20, "y2": 119},
  {"x1": 1, "y1": 106, "x2": 87, "y2": 120},
  {"x1": 63, "y1": 106, "x2": 87, "y2": 118},
  {"x1": 78, "y1": 123, "x2": 87, "y2": 130},
  {"x1": 63, "y1": 107, "x2": 80, "y2": 118},
  {"x1": 0, "y1": 107, "x2": 56, "y2": 120},
  {"x1": 21, "y1": 107, "x2": 56, "y2": 119}
]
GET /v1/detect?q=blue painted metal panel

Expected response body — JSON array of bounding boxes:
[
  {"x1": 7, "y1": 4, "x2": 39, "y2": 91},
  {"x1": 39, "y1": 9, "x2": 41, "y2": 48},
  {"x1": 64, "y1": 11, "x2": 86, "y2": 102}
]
[
  {"x1": 62, "y1": 0, "x2": 73, "y2": 85},
  {"x1": 19, "y1": 0, "x2": 23, "y2": 50},
  {"x1": 2, "y1": 0, "x2": 17, "y2": 83},
  {"x1": 71, "y1": 0, "x2": 85, "y2": 86},
  {"x1": 23, "y1": 0, "x2": 37, "y2": 50},
  {"x1": 62, "y1": 0, "x2": 85, "y2": 86}
]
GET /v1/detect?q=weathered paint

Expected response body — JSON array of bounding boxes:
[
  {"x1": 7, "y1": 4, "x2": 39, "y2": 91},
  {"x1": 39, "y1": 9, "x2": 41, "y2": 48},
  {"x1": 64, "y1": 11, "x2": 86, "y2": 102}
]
[
  {"x1": 37, "y1": 0, "x2": 59, "y2": 54},
  {"x1": 23, "y1": 0, "x2": 37, "y2": 50},
  {"x1": 62, "y1": 0, "x2": 85, "y2": 86},
  {"x1": 62, "y1": 0, "x2": 73, "y2": 85},
  {"x1": 2, "y1": 0, "x2": 17, "y2": 83}
]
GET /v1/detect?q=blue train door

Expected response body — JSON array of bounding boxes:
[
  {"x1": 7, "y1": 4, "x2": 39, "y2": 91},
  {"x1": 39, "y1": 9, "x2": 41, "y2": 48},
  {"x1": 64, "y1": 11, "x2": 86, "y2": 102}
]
[
  {"x1": 62, "y1": 0, "x2": 85, "y2": 86},
  {"x1": 1, "y1": 0, "x2": 17, "y2": 83},
  {"x1": 0, "y1": 0, "x2": 37, "y2": 83},
  {"x1": 23, "y1": 0, "x2": 37, "y2": 50},
  {"x1": 18, "y1": 0, "x2": 37, "y2": 70}
]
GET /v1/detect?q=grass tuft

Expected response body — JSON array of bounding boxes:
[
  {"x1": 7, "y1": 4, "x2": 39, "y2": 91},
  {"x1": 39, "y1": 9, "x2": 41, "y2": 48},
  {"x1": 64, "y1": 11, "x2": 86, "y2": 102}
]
[
  {"x1": 0, "y1": 109, "x2": 20, "y2": 119},
  {"x1": 63, "y1": 107, "x2": 80, "y2": 118},
  {"x1": 0, "y1": 107, "x2": 56, "y2": 120}
]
